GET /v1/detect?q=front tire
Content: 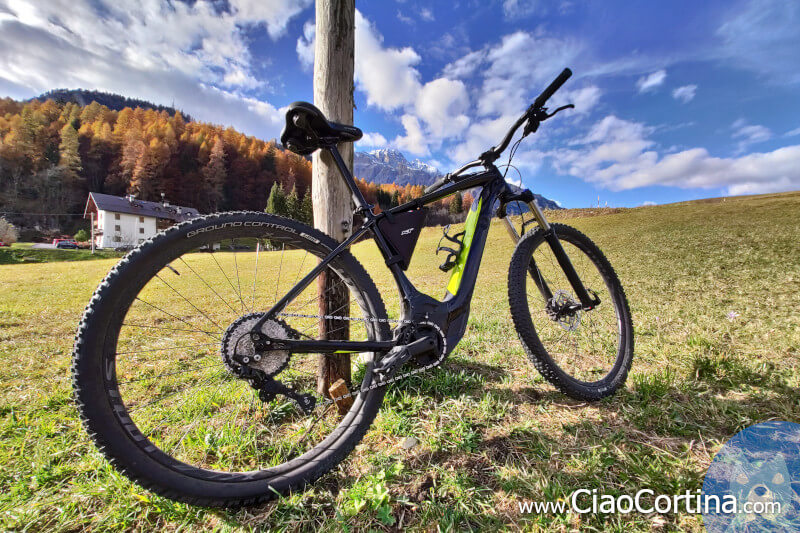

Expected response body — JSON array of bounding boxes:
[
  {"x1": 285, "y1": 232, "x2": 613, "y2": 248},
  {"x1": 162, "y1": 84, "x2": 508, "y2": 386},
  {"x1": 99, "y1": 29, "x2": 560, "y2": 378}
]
[
  {"x1": 72, "y1": 212, "x2": 390, "y2": 507},
  {"x1": 508, "y1": 223, "x2": 633, "y2": 401}
]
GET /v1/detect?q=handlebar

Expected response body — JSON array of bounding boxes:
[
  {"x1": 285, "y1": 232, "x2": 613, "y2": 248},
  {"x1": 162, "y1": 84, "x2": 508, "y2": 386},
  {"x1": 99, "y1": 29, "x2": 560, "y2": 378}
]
[
  {"x1": 479, "y1": 68, "x2": 572, "y2": 164},
  {"x1": 533, "y1": 67, "x2": 572, "y2": 109}
]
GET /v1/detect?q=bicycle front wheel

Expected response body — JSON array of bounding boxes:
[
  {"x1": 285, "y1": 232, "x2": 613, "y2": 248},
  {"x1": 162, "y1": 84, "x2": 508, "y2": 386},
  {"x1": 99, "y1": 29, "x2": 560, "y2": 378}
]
[
  {"x1": 508, "y1": 223, "x2": 633, "y2": 400},
  {"x1": 72, "y1": 211, "x2": 390, "y2": 507}
]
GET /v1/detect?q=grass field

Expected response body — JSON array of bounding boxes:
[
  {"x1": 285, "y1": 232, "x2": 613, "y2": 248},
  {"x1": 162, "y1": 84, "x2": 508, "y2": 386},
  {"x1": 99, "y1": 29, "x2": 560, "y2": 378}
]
[
  {"x1": 0, "y1": 243, "x2": 123, "y2": 265},
  {"x1": 1, "y1": 191, "x2": 798, "y2": 531}
]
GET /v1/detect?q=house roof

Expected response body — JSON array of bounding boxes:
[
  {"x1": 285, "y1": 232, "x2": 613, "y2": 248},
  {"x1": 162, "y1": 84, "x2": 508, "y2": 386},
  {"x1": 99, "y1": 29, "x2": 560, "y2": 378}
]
[{"x1": 84, "y1": 192, "x2": 200, "y2": 221}]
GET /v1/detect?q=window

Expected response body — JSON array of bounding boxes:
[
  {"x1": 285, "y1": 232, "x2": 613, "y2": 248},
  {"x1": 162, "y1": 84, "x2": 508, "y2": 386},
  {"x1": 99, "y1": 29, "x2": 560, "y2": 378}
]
[
  {"x1": 115, "y1": 213, "x2": 120, "y2": 220},
  {"x1": 139, "y1": 227, "x2": 144, "y2": 234},
  {"x1": 113, "y1": 236, "x2": 121, "y2": 242},
  {"x1": 139, "y1": 216, "x2": 144, "y2": 223},
  {"x1": 115, "y1": 225, "x2": 121, "y2": 232}
]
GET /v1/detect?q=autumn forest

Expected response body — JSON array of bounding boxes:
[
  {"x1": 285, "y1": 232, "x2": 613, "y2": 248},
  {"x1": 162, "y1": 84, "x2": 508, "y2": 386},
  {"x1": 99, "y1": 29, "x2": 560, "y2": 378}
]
[{"x1": 0, "y1": 97, "x2": 471, "y2": 237}]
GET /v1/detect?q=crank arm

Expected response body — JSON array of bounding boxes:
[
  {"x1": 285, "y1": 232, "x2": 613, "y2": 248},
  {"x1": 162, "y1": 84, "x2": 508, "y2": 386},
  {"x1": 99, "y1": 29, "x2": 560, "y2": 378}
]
[{"x1": 373, "y1": 336, "x2": 436, "y2": 380}]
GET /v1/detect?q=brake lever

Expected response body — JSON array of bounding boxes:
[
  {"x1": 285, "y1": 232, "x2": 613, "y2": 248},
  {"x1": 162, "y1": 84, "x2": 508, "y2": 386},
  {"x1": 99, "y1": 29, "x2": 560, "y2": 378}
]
[
  {"x1": 545, "y1": 104, "x2": 574, "y2": 118},
  {"x1": 523, "y1": 104, "x2": 574, "y2": 137}
]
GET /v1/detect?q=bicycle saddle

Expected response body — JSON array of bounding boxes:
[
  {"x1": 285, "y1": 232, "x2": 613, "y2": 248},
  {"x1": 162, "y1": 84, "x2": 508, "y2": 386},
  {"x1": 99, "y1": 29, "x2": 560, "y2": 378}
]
[{"x1": 281, "y1": 101, "x2": 363, "y2": 155}]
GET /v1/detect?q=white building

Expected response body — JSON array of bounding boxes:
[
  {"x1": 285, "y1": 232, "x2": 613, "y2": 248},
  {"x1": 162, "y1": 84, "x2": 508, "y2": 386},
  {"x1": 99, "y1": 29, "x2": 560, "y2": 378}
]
[{"x1": 84, "y1": 192, "x2": 199, "y2": 249}]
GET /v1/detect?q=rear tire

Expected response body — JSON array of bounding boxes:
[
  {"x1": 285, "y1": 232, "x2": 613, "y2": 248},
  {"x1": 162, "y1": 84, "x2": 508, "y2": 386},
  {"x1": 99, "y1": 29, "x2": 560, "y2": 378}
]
[
  {"x1": 508, "y1": 223, "x2": 633, "y2": 401},
  {"x1": 72, "y1": 212, "x2": 390, "y2": 507}
]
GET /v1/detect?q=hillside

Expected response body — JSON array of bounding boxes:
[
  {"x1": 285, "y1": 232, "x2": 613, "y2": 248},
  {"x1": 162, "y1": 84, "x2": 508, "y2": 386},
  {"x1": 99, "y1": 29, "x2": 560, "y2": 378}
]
[
  {"x1": 32, "y1": 89, "x2": 190, "y2": 119},
  {"x1": 0, "y1": 98, "x2": 478, "y2": 237}
]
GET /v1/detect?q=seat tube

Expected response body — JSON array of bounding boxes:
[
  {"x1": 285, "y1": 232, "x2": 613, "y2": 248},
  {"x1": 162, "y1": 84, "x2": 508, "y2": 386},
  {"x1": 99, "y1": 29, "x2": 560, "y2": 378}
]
[{"x1": 327, "y1": 146, "x2": 371, "y2": 212}]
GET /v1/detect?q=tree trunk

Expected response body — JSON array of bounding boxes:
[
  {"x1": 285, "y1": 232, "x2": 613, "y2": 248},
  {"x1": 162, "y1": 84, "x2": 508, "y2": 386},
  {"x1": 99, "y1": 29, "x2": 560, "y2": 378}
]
[{"x1": 313, "y1": 0, "x2": 355, "y2": 397}]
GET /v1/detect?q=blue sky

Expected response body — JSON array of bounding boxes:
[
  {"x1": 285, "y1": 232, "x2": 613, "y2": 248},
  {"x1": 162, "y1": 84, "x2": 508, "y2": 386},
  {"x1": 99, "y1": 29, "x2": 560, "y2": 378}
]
[{"x1": 1, "y1": 0, "x2": 798, "y2": 207}]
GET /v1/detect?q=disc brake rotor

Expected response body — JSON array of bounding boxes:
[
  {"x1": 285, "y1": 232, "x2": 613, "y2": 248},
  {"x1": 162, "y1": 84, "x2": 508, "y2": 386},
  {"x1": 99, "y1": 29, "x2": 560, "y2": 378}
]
[{"x1": 550, "y1": 290, "x2": 582, "y2": 331}]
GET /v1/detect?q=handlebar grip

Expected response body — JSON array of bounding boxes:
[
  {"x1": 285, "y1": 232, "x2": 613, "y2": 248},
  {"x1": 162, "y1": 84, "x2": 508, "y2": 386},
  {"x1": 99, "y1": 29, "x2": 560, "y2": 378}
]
[{"x1": 533, "y1": 68, "x2": 572, "y2": 108}]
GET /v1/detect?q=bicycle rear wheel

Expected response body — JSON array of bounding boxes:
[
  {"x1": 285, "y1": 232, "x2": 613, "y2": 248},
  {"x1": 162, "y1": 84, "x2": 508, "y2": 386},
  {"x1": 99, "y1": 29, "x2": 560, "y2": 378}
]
[
  {"x1": 72, "y1": 212, "x2": 390, "y2": 507},
  {"x1": 508, "y1": 223, "x2": 633, "y2": 400}
]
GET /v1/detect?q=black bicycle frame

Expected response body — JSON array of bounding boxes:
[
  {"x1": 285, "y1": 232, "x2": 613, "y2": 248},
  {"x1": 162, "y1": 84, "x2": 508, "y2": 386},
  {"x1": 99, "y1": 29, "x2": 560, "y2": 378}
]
[{"x1": 253, "y1": 144, "x2": 598, "y2": 355}]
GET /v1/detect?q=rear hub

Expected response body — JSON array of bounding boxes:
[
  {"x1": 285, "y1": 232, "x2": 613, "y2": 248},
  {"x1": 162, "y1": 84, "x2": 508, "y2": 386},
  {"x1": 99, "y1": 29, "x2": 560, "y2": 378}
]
[{"x1": 220, "y1": 313, "x2": 295, "y2": 379}]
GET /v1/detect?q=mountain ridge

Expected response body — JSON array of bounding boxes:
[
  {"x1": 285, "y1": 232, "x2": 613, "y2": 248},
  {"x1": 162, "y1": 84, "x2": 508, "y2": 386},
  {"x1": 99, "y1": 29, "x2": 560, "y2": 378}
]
[{"x1": 354, "y1": 148, "x2": 561, "y2": 210}]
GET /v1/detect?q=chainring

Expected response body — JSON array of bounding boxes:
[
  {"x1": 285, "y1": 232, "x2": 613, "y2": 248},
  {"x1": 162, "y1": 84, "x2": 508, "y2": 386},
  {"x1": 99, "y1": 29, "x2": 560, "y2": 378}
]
[{"x1": 220, "y1": 313, "x2": 297, "y2": 378}]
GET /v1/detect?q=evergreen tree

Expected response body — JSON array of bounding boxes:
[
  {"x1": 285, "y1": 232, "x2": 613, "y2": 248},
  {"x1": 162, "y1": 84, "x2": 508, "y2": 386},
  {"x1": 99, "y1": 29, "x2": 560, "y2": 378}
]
[
  {"x1": 300, "y1": 189, "x2": 313, "y2": 224},
  {"x1": 390, "y1": 190, "x2": 400, "y2": 208},
  {"x1": 58, "y1": 123, "x2": 82, "y2": 178},
  {"x1": 450, "y1": 191, "x2": 463, "y2": 215},
  {"x1": 202, "y1": 137, "x2": 226, "y2": 211},
  {"x1": 286, "y1": 184, "x2": 300, "y2": 220},
  {"x1": 265, "y1": 182, "x2": 288, "y2": 217}
]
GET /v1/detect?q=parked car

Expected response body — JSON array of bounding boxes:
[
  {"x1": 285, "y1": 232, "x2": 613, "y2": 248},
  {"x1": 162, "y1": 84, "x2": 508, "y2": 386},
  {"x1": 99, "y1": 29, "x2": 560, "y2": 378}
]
[
  {"x1": 56, "y1": 240, "x2": 79, "y2": 249},
  {"x1": 52, "y1": 237, "x2": 73, "y2": 245},
  {"x1": 0, "y1": 241, "x2": 8, "y2": 247}
]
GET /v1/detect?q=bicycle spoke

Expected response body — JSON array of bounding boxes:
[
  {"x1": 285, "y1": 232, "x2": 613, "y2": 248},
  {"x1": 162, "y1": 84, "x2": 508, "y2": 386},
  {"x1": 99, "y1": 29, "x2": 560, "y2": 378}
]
[
  {"x1": 156, "y1": 274, "x2": 225, "y2": 330},
  {"x1": 127, "y1": 370, "x2": 227, "y2": 413},
  {"x1": 232, "y1": 242, "x2": 246, "y2": 313},
  {"x1": 252, "y1": 240, "x2": 261, "y2": 309},
  {"x1": 118, "y1": 362, "x2": 224, "y2": 384},
  {"x1": 274, "y1": 243, "x2": 285, "y2": 303},
  {"x1": 210, "y1": 251, "x2": 248, "y2": 312},
  {"x1": 178, "y1": 257, "x2": 239, "y2": 315},
  {"x1": 134, "y1": 297, "x2": 221, "y2": 341}
]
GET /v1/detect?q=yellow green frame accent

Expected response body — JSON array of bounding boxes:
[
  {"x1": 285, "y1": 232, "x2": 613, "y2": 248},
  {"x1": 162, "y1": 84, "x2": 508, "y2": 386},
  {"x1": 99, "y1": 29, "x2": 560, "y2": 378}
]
[{"x1": 446, "y1": 196, "x2": 482, "y2": 296}]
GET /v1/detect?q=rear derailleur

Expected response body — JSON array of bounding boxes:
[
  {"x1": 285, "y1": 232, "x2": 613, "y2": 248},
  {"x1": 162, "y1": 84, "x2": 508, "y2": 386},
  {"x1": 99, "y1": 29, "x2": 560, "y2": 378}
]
[{"x1": 231, "y1": 352, "x2": 317, "y2": 415}]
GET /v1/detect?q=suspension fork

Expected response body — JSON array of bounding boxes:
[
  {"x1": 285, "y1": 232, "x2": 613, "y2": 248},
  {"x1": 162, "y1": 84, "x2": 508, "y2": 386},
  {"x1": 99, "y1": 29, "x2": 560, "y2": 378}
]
[{"x1": 503, "y1": 201, "x2": 599, "y2": 309}]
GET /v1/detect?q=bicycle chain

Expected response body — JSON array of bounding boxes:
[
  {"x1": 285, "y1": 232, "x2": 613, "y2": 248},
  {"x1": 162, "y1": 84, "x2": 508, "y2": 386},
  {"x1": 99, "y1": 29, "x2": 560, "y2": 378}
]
[{"x1": 276, "y1": 313, "x2": 448, "y2": 408}]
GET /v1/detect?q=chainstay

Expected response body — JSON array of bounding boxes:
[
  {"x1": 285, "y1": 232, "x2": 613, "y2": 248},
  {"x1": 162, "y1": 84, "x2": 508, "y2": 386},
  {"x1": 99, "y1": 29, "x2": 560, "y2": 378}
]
[{"x1": 276, "y1": 313, "x2": 447, "y2": 407}]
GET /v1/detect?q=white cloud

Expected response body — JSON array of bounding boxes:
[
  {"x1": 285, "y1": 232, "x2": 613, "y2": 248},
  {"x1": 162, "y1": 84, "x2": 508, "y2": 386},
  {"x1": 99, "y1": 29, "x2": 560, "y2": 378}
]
[
  {"x1": 413, "y1": 78, "x2": 470, "y2": 139},
  {"x1": 393, "y1": 114, "x2": 428, "y2": 155},
  {"x1": 442, "y1": 50, "x2": 486, "y2": 80},
  {"x1": 0, "y1": 0, "x2": 295, "y2": 139},
  {"x1": 551, "y1": 86, "x2": 602, "y2": 114},
  {"x1": 672, "y1": 84, "x2": 697, "y2": 103},
  {"x1": 636, "y1": 70, "x2": 667, "y2": 93},
  {"x1": 358, "y1": 132, "x2": 387, "y2": 148},
  {"x1": 479, "y1": 31, "x2": 582, "y2": 116},
  {"x1": 396, "y1": 10, "x2": 414, "y2": 25},
  {"x1": 354, "y1": 11, "x2": 422, "y2": 111},
  {"x1": 228, "y1": 0, "x2": 313, "y2": 39},
  {"x1": 716, "y1": 0, "x2": 800, "y2": 84},
  {"x1": 731, "y1": 118, "x2": 771, "y2": 153},
  {"x1": 786, "y1": 126, "x2": 800, "y2": 137},
  {"x1": 642, "y1": 201, "x2": 656, "y2": 206},
  {"x1": 296, "y1": 20, "x2": 315, "y2": 70},
  {"x1": 502, "y1": 0, "x2": 542, "y2": 18},
  {"x1": 551, "y1": 114, "x2": 800, "y2": 195},
  {"x1": 352, "y1": 11, "x2": 474, "y2": 156},
  {"x1": 419, "y1": 7, "x2": 434, "y2": 21}
]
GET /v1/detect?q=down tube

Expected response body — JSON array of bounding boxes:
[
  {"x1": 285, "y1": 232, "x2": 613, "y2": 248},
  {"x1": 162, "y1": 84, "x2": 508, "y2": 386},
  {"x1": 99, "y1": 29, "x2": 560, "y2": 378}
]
[{"x1": 443, "y1": 184, "x2": 498, "y2": 303}]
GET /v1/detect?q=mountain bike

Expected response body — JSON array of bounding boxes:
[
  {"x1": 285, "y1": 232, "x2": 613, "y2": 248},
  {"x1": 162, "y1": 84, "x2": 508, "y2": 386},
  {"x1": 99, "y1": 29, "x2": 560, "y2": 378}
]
[{"x1": 73, "y1": 68, "x2": 633, "y2": 506}]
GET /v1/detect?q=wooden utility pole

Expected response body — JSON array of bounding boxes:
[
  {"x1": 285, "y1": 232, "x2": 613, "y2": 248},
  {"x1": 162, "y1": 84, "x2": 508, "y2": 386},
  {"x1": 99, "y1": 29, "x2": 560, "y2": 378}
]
[{"x1": 313, "y1": 0, "x2": 355, "y2": 397}]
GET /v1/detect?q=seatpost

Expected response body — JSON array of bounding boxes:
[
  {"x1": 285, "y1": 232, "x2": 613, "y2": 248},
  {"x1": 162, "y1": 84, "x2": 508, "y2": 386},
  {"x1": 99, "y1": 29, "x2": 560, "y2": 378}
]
[{"x1": 326, "y1": 146, "x2": 373, "y2": 214}]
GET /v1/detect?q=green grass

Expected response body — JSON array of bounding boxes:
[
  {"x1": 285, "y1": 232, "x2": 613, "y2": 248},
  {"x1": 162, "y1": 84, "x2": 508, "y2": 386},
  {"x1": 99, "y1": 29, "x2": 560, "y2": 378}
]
[
  {"x1": 0, "y1": 243, "x2": 123, "y2": 264},
  {"x1": 1, "y1": 191, "x2": 799, "y2": 531}
]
